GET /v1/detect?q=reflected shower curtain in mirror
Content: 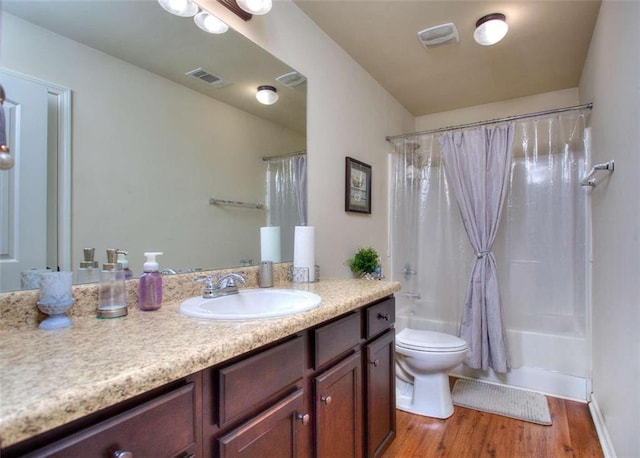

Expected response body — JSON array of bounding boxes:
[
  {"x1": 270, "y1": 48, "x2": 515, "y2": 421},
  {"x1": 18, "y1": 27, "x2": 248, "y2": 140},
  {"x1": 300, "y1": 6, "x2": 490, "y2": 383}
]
[
  {"x1": 439, "y1": 125, "x2": 514, "y2": 372},
  {"x1": 265, "y1": 154, "x2": 307, "y2": 261},
  {"x1": 390, "y1": 110, "x2": 589, "y2": 375}
]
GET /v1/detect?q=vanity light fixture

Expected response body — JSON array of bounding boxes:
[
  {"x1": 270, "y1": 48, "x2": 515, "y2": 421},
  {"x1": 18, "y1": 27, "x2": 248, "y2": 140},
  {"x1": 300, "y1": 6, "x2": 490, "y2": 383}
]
[
  {"x1": 158, "y1": 0, "x2": 229, "y2": 34},
  {"x1": 158, "y1": 0, "x2": 199, "y2": 17},
  {"x1": 256, "y1": 85, "x2": 278, "y2": 105},
  {"x1": 473, "y1": 13, "x2": 508, "y2": 46},
  {"x1": 194, "y1": 10, "x2": 229, "y2": 34},
  {"x1": 236, "y1": 0, "x2": 272, "y2": 16}
]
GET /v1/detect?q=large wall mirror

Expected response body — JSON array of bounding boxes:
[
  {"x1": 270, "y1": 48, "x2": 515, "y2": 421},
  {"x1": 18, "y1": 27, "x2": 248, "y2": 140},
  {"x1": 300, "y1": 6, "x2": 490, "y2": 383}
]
[{"x1": 0, "y1": 1, "x2": 307, "y2": 292}]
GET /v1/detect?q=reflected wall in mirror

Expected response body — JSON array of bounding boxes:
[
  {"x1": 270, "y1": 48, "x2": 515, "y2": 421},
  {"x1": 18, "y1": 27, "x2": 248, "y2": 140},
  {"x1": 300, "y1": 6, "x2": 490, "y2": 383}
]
[{"x1": 0, "y1": 1, "x2": 307, "y2": 292}]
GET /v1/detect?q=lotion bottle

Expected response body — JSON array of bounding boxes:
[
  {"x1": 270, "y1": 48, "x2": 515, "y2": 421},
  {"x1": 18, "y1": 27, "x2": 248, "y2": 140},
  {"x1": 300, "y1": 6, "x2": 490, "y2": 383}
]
[
  {"x1": 97, "y1": 249, "x2": 128, "y2": 318},
  {"x1": 139, "y1": 252, "x2": 163, "y2": 311}
]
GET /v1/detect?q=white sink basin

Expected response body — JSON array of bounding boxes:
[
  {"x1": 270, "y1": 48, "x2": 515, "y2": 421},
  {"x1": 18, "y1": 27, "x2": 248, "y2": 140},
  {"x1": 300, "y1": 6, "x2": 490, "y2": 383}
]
[{"x1": 179, "y1": 288, "x2": 321, "y2": 320}]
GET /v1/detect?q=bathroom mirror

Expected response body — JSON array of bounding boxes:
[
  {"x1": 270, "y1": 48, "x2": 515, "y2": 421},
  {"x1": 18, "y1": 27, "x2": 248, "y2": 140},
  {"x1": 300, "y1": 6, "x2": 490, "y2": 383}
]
[{"x1": 0, "y1": 1, "x2": 307, "y2": 292}]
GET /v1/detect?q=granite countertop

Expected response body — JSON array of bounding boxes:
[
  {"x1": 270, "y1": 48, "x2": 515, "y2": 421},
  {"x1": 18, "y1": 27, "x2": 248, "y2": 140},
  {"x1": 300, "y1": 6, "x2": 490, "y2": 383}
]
[{"x1": 0, "y1": 278, "x2": 401, "y2": 448}]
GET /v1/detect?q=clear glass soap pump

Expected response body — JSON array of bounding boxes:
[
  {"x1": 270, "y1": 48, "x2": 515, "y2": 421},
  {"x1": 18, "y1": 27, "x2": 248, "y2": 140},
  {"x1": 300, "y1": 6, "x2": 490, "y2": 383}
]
[{"x1": 97, "y1": 248, "x2": 128, "y2": 318}]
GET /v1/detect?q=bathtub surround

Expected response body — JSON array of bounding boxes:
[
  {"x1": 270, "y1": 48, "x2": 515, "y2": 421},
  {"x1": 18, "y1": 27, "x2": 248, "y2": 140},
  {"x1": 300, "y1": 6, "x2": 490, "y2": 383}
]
[{"x1": 439, "y1": 125, "x2": 514, "y2": 373}]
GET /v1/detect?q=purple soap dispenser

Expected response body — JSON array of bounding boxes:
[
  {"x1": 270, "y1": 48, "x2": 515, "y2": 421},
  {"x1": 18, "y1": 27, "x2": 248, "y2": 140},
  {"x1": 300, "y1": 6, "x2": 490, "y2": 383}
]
[{"x1": 139, "y1": 252, "x2": 163, "y2": 311}]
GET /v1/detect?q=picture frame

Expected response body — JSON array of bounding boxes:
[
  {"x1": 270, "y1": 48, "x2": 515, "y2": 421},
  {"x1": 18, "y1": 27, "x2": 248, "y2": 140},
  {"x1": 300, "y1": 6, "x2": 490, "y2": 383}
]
[{"x1": 345, "y1": 157, "x2": 372, "y2": 214}]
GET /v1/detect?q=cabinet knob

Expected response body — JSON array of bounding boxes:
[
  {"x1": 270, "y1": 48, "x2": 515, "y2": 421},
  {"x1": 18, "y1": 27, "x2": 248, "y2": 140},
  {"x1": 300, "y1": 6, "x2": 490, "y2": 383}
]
[
  {"x1": 297, "y1": 413, "x2": 310, "y2": 425},
  {"x1": 378, "y1": 313, "x2": 391, "y2": 321},
  {"x1": 321, "y1": 395, "x2": 333, "y2": 405},
  {"x1": 113, "y1": 451, "x2": 133, "y2": 458},
  {"x1": 371, "y1": 359, "x2": 380, "y2": 367}
]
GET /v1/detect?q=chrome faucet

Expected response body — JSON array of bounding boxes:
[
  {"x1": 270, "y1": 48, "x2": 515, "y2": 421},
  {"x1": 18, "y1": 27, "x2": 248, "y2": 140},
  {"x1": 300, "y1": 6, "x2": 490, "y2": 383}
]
[{"x1": 196, "y1": 272, "x2": 246, "y2": 299}]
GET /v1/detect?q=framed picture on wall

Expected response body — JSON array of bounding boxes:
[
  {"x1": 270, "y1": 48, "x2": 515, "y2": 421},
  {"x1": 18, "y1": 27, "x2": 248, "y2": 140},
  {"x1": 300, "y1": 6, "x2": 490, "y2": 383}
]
[{"x1": 345, "y1": 157, "x2": 372, "y2": 214}]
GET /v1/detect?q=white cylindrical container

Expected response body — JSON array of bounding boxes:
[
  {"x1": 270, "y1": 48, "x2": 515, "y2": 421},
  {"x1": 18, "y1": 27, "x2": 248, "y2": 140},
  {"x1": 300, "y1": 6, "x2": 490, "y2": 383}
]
[
  {"x1": 260, "y1": 226, "x2": 281, "y2": 263},
  {"x1": 39, "y1": 271, "x2": 73, "y2": 304},
  {"x1": 294, "y1": 226, "x2": 315, "y2": 282}
]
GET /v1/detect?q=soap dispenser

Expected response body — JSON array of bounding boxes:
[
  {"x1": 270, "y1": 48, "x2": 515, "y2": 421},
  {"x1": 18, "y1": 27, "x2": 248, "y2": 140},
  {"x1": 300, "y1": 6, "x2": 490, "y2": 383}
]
[
  {"x1": 116, "y1": 250, "x2": 133, "y2": 280},
  {"x1": 139, "y1": 252, "x2": 163, "y2": 311},
  {"x1": 97, "y1": 248, "x2": 128, "y2": 318},
  {"x1": 75, "y1": 248, "x2": 100, "y2": 284}
]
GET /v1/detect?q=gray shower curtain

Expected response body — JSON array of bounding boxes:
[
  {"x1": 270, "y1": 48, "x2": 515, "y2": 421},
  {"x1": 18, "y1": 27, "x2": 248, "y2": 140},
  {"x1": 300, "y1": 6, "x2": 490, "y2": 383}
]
[{"x1": 439, "y1": 125, "x2": 514, "y2": 372}]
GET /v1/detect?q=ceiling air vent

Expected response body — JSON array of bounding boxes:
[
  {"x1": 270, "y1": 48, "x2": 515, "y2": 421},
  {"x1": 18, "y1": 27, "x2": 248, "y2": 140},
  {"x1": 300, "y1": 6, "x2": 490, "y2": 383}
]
[
  {"x1": 276, "y1": 71, "x2": 306, "y2": 88},
  {"x1": 417, "y1": 23, "x2": 459, "y2": 49},
  {"x1": 186, "y1": 67, "x2": 229, "y2": 88}
]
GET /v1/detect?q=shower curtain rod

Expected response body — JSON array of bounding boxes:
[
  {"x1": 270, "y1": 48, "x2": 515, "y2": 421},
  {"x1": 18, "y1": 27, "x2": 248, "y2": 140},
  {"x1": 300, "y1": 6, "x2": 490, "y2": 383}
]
[
  {"x1": 262, "y1": 150, "x2": 306, "y2": 161},
  {"x1": 385, "y1": 103, "x2": 593, "y2": 141}
]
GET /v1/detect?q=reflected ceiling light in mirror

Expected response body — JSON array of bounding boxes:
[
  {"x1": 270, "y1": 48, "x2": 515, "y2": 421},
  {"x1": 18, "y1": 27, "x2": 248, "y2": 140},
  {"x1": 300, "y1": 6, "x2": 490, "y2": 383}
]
[
  {"x1": 236, "y1": 0, "x2": 272, "y2": 15},
  {"x1": 256, "y1": 85, "x2": 278, "y2": 105},
  {"x1": 473, "y1": 13, "x2": 508, "y2": 46},
  {"x1": 158, "y1": 0, "x2": 199, "y2": 17},
  {"x1": 194, "y1": 11, "x2": 229, "y2": 34}
]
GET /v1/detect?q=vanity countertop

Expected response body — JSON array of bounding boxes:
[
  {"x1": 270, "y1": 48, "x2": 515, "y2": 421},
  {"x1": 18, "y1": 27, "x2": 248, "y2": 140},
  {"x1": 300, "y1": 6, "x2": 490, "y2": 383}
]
[{"x1": 0, "y1": 278, "x2": 401, "y2": 448}]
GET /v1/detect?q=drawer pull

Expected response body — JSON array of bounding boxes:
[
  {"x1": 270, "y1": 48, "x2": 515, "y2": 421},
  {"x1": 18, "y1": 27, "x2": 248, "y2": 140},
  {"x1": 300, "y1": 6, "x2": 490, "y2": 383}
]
[
  {"x1": 371, "y1": 359, "x2": 380, "y2": 367},
  {"x1": 321, "y1": 395, "x2": 333, "y2": 405},
  {"x1": 378, "y1": 313, "x2": 391, "y2": 321},
  {"x1": 297, "y1": 413, "x2": 310, "y2": 425},
  {"x1": 114, "y1": 451, "x2": 133, "y2": 458}
]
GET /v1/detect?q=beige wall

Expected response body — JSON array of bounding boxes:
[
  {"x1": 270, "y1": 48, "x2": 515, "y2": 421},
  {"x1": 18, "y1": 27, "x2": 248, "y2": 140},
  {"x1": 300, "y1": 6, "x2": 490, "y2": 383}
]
[
  {"x1": 579, "y1": 1, "x2": 640, "y2": 456},
  {"x1": 2, "y1": 13, "x2": 304, "y2": 273},
  {"x1": 199, "y1": 0, "x2": 415, "y2": 277},
  {"x1": 415, "y1": 88, "x2": 579, "y2": 131}
]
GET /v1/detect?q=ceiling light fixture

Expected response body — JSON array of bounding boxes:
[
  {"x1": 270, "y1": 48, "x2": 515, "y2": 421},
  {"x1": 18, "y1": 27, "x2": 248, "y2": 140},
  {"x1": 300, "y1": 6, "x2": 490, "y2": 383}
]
[
  {"x1": 256, "y1": 85, "x2": 278, "y2": 105},
  {"x1": 158, "y1": 0, "x2": 198, "y2": 17},
  {"x1": 236, "y1": 0, "x2": 272, "y2": 16},
  {"x1": 194, "y1": 10, "x2": 229, "y2": 34},
  {"x1": 473, "y1": 13, "x2": 508, "y2": 46}
]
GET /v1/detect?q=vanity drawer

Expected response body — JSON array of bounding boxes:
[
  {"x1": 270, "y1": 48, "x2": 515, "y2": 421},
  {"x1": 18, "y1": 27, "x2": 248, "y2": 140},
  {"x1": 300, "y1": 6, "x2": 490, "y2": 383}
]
[
  {"x1": 24, "y1": 383, "x2": 197, "y2": 458},
  {"x1": 218, "y1": 335, "x2": 304, "y2": 427},
  {"x1": 314, "y1": 311, "x2": 361, "y2": 369},
  {"x1": 365, "y1": 297, "x2": 395, "y2": 339}
]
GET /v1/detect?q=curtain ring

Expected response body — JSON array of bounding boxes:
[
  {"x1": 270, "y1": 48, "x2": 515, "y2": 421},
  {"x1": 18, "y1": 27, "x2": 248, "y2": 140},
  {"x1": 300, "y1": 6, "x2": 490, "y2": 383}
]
[{"x1": 475, "y1": 251, "x2": 490, "y2": 258}]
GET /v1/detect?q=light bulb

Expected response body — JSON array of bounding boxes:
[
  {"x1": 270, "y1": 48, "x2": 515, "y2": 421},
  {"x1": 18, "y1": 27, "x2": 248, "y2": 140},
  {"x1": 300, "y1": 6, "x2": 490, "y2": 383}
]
[
  {"x1": 194, "y1": 11, "x2": 229, "y2": 34},
  {"x1": 236, "y1": 0, "x2": 272, "y2": 15},
  {"x1": 158, "y1": 0, "x2": 198, "y2": 17}
]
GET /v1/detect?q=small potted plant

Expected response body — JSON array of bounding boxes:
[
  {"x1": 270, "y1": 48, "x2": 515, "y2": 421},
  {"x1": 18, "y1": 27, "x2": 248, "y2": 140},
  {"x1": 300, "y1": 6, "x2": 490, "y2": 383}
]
[{"x1": 347, "y1": 247, "x2": 382, "y2": 280}]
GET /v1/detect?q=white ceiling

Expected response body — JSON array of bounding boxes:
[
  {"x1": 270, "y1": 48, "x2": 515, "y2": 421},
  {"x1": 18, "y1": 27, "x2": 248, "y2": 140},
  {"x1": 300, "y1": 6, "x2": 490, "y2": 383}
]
[{"x1": 293, "y1": 0, "x2": 601, "y2": 116}]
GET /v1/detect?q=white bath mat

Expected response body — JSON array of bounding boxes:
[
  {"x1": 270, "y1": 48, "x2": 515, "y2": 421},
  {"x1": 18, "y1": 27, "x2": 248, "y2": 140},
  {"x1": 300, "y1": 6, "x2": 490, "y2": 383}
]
[{"x1": 451, "y1": 379, "x2": 552, "y2": 426}]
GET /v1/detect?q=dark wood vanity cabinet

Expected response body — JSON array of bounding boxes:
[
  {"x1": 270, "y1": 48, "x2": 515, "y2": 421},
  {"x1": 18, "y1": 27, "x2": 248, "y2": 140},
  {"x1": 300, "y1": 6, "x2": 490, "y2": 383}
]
[{"x1": 3, "y1": 296, "x2": 395, "y2": 458}]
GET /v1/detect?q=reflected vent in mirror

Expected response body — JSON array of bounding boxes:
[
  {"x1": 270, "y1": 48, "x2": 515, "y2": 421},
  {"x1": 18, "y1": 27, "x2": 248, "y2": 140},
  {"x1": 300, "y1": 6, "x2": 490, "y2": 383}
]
[
  {"x1": 276, "y1": 71, "x2": 306, "y2": 88},
  {"x1": 186, "y1": 68, "x2": 230, "y2": 88}
]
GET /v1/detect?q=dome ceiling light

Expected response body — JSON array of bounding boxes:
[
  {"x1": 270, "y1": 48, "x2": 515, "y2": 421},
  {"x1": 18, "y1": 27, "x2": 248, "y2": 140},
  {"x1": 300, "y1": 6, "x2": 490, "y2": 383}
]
[
  {"x1": 256, "y1": 85, "x2": 278, "y2": 105},
  {"x1": 473, "y1": 13, "x2": 508, "y2": 46}
]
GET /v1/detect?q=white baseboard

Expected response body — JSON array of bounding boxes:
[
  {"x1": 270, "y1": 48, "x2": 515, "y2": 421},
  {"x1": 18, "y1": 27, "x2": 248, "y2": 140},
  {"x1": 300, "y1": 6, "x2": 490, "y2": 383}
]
[{"x1": 589, "y1": 393, "x2": 616, "y2": 458}]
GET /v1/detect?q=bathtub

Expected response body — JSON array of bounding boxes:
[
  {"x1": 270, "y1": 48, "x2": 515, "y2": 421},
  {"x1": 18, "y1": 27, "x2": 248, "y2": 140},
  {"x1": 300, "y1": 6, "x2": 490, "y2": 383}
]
[{"x1": 396, "y1": 304, "x2": 590, "y2": 401}]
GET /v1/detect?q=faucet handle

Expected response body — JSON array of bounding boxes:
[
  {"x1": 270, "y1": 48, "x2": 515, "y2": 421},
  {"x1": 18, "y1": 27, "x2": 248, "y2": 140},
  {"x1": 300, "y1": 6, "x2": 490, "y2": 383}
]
[
  {"x1": 218, "y1": 272, "x2": 247, "y2": 289},
  {"x1": 196, "y1": 275, "x2": 216, "y2": 298}
]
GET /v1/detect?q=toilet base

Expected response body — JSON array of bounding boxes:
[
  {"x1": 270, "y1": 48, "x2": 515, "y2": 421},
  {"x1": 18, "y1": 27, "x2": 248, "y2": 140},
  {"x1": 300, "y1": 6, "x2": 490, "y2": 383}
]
[{"x1": 395, "y1": 372, "x2": 455, "y2": 419}]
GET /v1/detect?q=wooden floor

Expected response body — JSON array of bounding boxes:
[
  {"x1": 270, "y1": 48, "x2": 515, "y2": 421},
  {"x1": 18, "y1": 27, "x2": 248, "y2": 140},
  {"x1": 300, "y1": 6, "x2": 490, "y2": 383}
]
[{"x1": 381, "y1": 384, "x2": 603, "y2": 457}]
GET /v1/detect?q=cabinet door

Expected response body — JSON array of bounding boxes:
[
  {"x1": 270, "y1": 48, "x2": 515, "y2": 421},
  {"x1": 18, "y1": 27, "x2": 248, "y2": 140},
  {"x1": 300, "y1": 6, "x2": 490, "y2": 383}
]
[
  {"x1": 365, "y1": 330, "x2": 396, "y2": 458},
  {"x1": 218, "y1": 389, "x2": 306, "y2": 458},
  {"x1": 314, "y1": 351, "x2": 362, "y2": 458}
]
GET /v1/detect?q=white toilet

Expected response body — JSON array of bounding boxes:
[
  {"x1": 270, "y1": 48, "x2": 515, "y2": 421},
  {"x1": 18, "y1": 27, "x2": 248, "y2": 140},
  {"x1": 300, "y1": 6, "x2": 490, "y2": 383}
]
[{"x1": 395, "y1": 328, "x2": 468, "y2": 419}]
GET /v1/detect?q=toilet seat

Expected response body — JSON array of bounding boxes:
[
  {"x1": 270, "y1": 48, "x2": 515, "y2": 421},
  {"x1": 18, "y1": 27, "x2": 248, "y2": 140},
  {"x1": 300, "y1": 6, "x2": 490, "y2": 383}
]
[{"x1": 396, "y1": 328, "x2": 467, "y2": 353}]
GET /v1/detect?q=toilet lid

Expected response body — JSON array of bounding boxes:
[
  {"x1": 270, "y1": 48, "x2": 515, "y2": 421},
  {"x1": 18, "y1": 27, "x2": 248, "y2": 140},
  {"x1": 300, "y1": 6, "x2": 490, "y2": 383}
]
[{"x1": 396, "y1": 328, "x2": 467, "y2": 352}]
